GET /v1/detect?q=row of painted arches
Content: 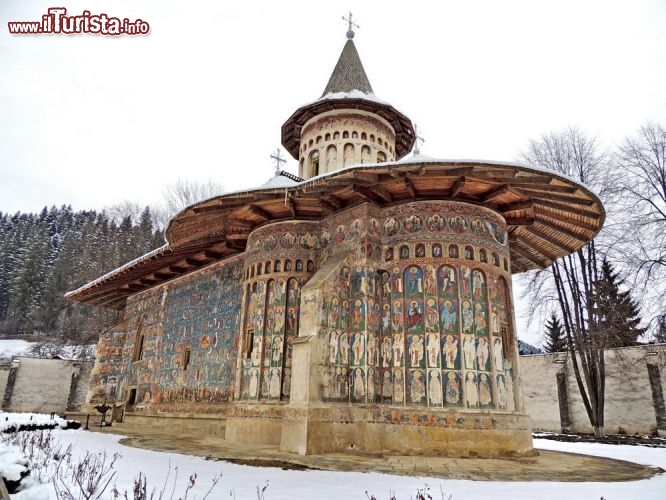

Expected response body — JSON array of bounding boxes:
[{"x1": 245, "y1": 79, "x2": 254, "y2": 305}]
[
  {"x1": 301, "y1": 130, "x2": 394, "y2": 155},
  {"x1": 244, "y1": 258, "x2": 315, "y2": 280},
  {"x1": 386, "y1": 243, "x2": 510, "y2": 271}
]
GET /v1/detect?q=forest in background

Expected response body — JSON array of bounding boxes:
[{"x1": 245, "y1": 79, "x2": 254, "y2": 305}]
[{"x1": 0, "y1": 205, "x2": 164, "y2": 348}]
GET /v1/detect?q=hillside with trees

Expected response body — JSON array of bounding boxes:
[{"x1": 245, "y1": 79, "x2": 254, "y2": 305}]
[{"x1": 0, "y1": 205, "x2": 164, "y2": 351}]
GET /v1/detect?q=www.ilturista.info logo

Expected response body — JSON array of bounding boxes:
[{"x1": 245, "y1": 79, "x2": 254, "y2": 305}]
[{"x1": 8, "y1": 8, "x2": 150, "y2": 35}]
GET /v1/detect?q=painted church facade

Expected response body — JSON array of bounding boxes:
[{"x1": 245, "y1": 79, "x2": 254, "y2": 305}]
[{"x1": 68, "y1": 27, "x2": 604, "y2": 457}]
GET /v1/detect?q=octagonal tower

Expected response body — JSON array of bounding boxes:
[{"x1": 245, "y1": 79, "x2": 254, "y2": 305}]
[{"x1": 282, "y1": 31, "x2": 414, "y2": 178}]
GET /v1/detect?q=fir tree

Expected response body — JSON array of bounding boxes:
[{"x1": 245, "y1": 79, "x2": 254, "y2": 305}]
[
  {"x1": 591, "y1": 259, "x2": 647, "y2": 348},
  {"x1": 543, "y1": 314, "x2": 567, "y2": 353}
]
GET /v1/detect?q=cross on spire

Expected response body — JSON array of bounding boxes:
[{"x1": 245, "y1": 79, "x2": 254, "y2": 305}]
[
  {"x1": 342, "y1": 11, "x2": 359, "y2": 39},
  {"x1": 413, "y1": 124, "x2": 425, "y2": 155},
  {"x1": 270, "y1": 148, "x2": 286, "y2": 174}
]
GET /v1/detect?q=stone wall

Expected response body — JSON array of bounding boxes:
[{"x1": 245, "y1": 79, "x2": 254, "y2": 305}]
[
  {"x1": 520, "y1": 344, "x2": 666, "y2": 435},
  {"x1": 1, "y1": 357, "x2": 91, "y2": 414}
]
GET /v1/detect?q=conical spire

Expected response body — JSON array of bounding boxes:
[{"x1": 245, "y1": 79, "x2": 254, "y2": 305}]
[{"x1": 321, "y1": 39, "x2": 374, "y2": 96}]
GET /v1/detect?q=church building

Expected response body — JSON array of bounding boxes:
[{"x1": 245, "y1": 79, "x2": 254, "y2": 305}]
[{"x1": 67, "y1": 23, "x2": 604, "y2": 457}]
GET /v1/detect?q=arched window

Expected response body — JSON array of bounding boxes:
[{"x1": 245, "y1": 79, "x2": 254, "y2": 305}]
[
  {"x1": 352, "y1": 131, "x2": 358, "y2": 139},
  {"x1": 256, "y1": 263, "x2": 262, "y2": 275},
  {"x1": 285, "y1": 259, "x2": 292, "y2": 271},
  {"x1": 274, "y1": 260, "x2": 281, "y2": 272},
  {"x1": 448, "y1": 244, "x2": 459, "y2": 259},
  {"x1": 265, "y1": 261, "x2": 271, "y2": 274},
  {"x1": 361, "y1": 145, "x2": 371, "y2": 164},
  {"x1": 295, "y1": 259, "x2": 303, "y2": 271},
  {"x1": 333, "y1": 131, "x2": 340, "y2": 140},
  {"x1": 307, "y1": 260, "x2": 314, "y2": 272},
  {"x1": 492, "y1": 252, "x2": 500, "y2": 266},
  {"x1": 343, "y1": 143, "x2": 354, "y2": 167},
  {"x1": 132, "y1": 322, "x2": 145, "y2": 362},
  {"x1": 503, "y1": 258, "x2": 509, "y2": 271},
  {"x1": 479, "y1": 249, "x2": 488, "y2": 263},
  {"x1": 325, "y1": 133, "x2": 331, "y2": 141},
  {"x1": 343, "y1": 131, "x2": 349, "y2": 139},
  {"x1": 316, "y1": 135, "x2": 322, "y2": 144},
  {"x1": 309, "y1": 150, "x2": 320, "y2": 177},
  {"x1": 377, "y1": 151, "x2": 386, "y2": 163},
  {"x1": 370, "y1": 134, "x2": 375, "y2": 142},
  {"x1": 308, "y1": 139, "x2": 313, "y2": 147},
  {"x1": 464, "y1": 246, "x2": 474, "y2": 260},
  {"x1": 361, "y1": 132, "x2": 367, "y2": 140}
]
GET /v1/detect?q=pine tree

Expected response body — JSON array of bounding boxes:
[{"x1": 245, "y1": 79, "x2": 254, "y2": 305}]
[
  {"x1": 591, "y1": 259, "x2": 647, "y2": 348},
  {"x1": 543, "y1": 314, "x2": 567, "y2": 352}
]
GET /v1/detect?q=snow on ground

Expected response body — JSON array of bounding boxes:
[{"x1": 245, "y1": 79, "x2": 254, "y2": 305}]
[
  {"x1": 6, "y1": 430, "x2": 665, "y2": 500},
  {"x1": 0, "y1": 339, "x2": 34, "y2": 358},
  {"x1": 0, "y1": 412, "x2": 71, "y2": 432}
]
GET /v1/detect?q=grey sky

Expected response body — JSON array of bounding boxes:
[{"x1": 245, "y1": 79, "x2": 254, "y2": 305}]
[{"x1": 1, "y1": 0, "x2": 665, "y2": 346}]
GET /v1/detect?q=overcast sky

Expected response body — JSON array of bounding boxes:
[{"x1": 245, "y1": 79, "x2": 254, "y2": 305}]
[{"x1": 2, "y1": 0, "x2": 665, "y2": 346}]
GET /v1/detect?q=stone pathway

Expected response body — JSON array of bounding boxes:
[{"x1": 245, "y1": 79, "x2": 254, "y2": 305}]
[{"x1": 94, "y1": 425, "x2": 662, "y2": 482}]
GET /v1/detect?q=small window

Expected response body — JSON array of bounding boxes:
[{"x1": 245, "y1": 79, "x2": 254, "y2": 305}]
[
  {"x1": 480, "y1": 249, "x2": 488, "y2": 263},
  {"x1": 295, "y1": 259, "x2": 303, "y2": 271},
  {"x1": 465, "y1": 246, "x2": 474, "y2": 260},
  {"x1": 492, "y1": 252, "x2": 500, "y2": 266},
  {"x1": 132, "y1": 325, "x2": 145, "y2": 362},
  {"x1": 399, "y1": 245, "x2": 410, "y2": 259},
  {"x1": 448, "y1": 244, "x2": 459, "y2": 259},
  {"x1": 265, "y1": 261, "x2": 271, "y2": 274},
  {"x1": 183, "y1": 348, "x2": 191, "y2": 370},
  {"x1": 274, "y1": 260, "x2": 281, "y2": 272},
  {"x1": 377, "y1": 151, "x2": 386, "y2": 163},
  {"x1": 333, "y1": 131, "x2": 340, "y2": 140},
  {"x1": 361, "y1": 132, "x2": 367, "y2": 140},
  {"x1": 352, "y1": 131, "x2": 358, "y2": 139},
  {"x1": 325, "y1": 133, "x2": 331, "y2": 141},
  {"x1": 343, "y1": 131, "x2": 349, "y2": 139},
  {"x1": 245, "y1": 328, "x2": 254, "y2": 359}
]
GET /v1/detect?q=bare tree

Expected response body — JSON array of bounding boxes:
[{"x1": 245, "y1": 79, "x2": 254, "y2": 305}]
[
  {"x1": 161, "y1": 179, "x2": 225, "y2": 219},
  {"x1": 615, "y1": 123, "x2": 666, "y2": 336},
  {"x1": 520, "y1": 128, "x2": 621, "y2": 437}
]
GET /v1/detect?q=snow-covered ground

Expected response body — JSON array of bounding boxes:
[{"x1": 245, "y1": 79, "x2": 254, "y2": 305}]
[
  {"x1": 0, "y1": 339, "x2": 34, "y2": 358},
  {"x1": 1, "y1": 427, "x2": 662, "y2": 500}
]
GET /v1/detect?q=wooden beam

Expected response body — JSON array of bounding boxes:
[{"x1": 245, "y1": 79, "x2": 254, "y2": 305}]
[
  {"x1": 371, "y1": 184, "x2": 393, "y2": 202},
  {"x1": 505, "y1": 216, "x2": 535, "y2": 226},
  {"x1": 448, "y1": 176, "x2": 466, "y2": 197},
  {"x1": 526, "y1": 226, "x2": 578, "y2": 254},
  {"x1": 322, "y1": 194, "x2": 343, "y2": 209},
  {"x1": 168, "y1": 265, "x2": 187, "y2": 274},
  {"x1": 510, "y1": 234, "x2": 557, "y2": 262},
  {"x1": 534, "y1": 207, "x2": 599, "y2": 232},
  {"x1": 249, "y1": 204, "x2": 272, "y2": 221},
  {"x1": 318, "y1": 198, "x2": 338, "y2": 212},
  {"x1": 519, "y1": 190, "x2": 596, "y2": 206},
  {"x1": 154, "y1": 271, "x2": 176, "y2": 280},
  {"x1": 352, "y1": 185, "x2": 384, "y2": 204},
  {"x1": 185, "y1": 257, "x2": 207, "y2": 267},
  {"x1": 534, "y1": 199, "x2": 602, "y2": 220},
  {"x1": 140, "y1": 278, "x2": 158, "y2": 286},
  {"x1": 404, "y1": 177, "x2": 417, "y2": 198},
  {"x1": 536, "y1": 218, "x2": 588, "y2": 242},
  {"x1": 509, "y1": 241, "x2": 552, "y2": 268},
  {"x1": 499, "y1": 200, "x2": 534, "y2": 212},
  {"x1": 204, "y1": 249, "x2": 224, "y2": 260},
  {"x1": 481, "y1": 184, "x2": 509, "y2": 203},
  {"x1": 442, "y1": 166, "x2": 475, "y2": 177},
  {"x1": 224, "y1": 218, "x2": 255, "y2": 230}
]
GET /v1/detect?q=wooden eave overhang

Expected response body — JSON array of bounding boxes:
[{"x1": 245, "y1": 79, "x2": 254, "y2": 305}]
[
  {"x1": 66, "y1": 159, "x2": 604, "y2": 310},
  {"x1": 281, "y1": 97, "x2": 415, "y2": 159}
]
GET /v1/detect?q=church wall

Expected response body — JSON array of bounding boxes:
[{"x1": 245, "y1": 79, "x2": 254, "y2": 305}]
[{"x1": 86, "y1": 255, "x2": 244, "y2": 415}]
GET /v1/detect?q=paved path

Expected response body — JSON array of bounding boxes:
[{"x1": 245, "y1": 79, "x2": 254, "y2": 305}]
[{"x1": 94, "y1": 425, "x2": 662, "y2": 482}]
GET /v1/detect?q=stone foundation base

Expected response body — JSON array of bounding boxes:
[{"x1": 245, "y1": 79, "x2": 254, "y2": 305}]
[
  {"x1": 225, "y1": 403, "x2": 285, "y2": 446},
  {"x1": 280, "y1": 404, "x2": 533, "y2": 457}
]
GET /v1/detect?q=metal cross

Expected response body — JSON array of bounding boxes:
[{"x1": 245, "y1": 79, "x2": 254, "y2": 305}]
[
  {"x1": 270, "y1": 148, "x2": 286, "y2": 174},
  {"x1": 342, "y1": 11, "x2": 359, "y2": 39},
  {"x1": 413, "y1": 124, "x2": 425, "y2": 155}
]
